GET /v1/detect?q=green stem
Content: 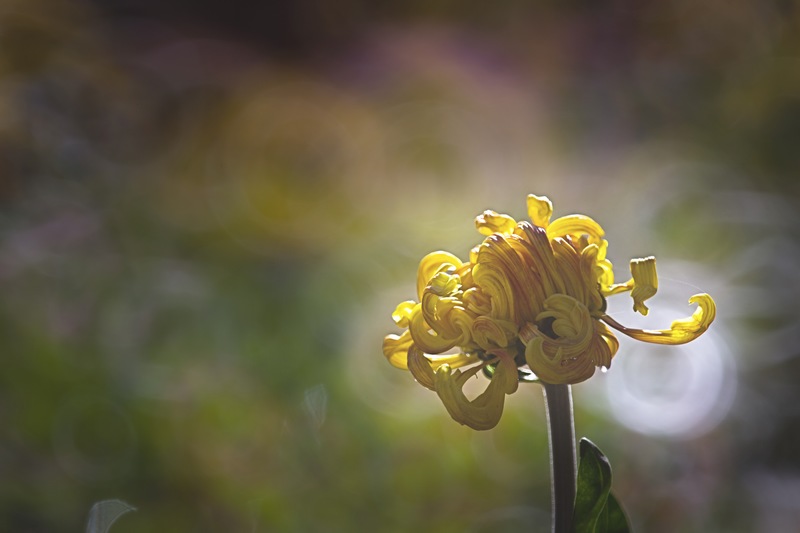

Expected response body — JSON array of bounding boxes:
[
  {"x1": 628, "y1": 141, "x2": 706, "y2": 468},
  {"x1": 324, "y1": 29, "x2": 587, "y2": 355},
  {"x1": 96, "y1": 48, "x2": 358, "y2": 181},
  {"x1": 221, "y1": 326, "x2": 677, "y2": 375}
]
[{"x1": 543, "y1": 383, "x2": 577, "y2": 533}]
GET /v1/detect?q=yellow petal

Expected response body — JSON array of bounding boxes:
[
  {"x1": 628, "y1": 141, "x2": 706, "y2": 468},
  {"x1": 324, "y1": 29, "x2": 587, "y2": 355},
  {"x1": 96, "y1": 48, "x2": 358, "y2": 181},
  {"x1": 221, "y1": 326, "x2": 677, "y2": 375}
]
[
  {"x1": 527, "y1": 194, "x2": 553, "y2": 228},
  {"x1": 601, "y1": 293, "x2": 716, "y2": 345},
  {"x1": 434, "y1": 352, "x2": 518, "y2": 430},
  {"x1": 417, "y1": 252, "x2": 463, "y2": 301},
  {"x1": 475, "y1": 210, "x2": 517, "y2": 236},
  {"x1": 629, "y1": 256, "x2": 658, "y2": 316},
  {"x1": 536, "y1": 294, "x2": 592, "y2": 341},
  {"x1": 524, "y1": 337, "x2": 596, "y2": 385},
  {"x1": 407, "y1": 345, "x2": 477, "y2": 391},
  {"x1": 471, "y1": 315, "x2": 518, "y2": 351},
  {"x1": 592, "y1": 320, "x2": 620, "y2": 369},
  {"x1": 407, "y1": 344, "x2": 436, "y2": 390},
  {"x1": 521, "y1": 295, "x2": 603, "y2": 384},
  {"x1": 473, "y1": 233, "x2": 542, "y2": 324},
  {"x1": 409, "y1": 304, "x2": 459, "y2": 354},
  {"x1": 546, "y1": 215, "x2": 605, "y2": 246},
  {"x1": 551, "y1": 238, "x2": 588, "y2": 305},
  {"x1": 382, "y1": 330, "x2": 414, "y2": 369},
  {"x1": 419, "y1": 271, "x2": 475, "y2": 345},
  {"x1": 391, "y1": 300, "x2": 417, "y2": 328},
  {"x1": 603, "y1": 256, "x2": 658, "y2": 316}
]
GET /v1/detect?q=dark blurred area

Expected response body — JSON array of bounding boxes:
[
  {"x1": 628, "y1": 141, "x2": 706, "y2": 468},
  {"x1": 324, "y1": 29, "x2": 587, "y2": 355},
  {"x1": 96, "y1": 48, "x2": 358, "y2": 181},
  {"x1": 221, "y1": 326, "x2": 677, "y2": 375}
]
[{"x1": 1, "y1": 0, "x2": 799, "y2": 531}]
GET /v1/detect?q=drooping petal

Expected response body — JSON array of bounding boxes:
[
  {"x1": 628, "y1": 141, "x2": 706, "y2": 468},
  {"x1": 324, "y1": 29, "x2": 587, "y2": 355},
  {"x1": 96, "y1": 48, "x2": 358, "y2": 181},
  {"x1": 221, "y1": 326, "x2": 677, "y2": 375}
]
[
  {"x1": 475, "y1": 210, "x2": 517, "y2": 236},
  {"x1": 434, "y1": 352, "x2": 519, "y2": 430},
  {"x1": 601, "y1": 293, "x2": 716, "y2": 345},
  {"x1": 527, "y1": 194, "x2": 553, "y2": 228}
]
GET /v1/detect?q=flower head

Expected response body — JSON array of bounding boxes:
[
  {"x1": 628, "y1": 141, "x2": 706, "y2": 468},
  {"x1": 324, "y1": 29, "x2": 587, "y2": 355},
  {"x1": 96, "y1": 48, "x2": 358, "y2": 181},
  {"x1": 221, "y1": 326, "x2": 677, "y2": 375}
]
[{"x1": 383, "y1": 194, "x2": 716, "y2": 430}]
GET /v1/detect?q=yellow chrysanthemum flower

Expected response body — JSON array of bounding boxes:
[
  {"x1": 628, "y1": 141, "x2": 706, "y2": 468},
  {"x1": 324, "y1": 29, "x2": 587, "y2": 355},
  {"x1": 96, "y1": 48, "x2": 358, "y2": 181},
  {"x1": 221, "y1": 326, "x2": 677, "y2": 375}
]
[{"x1": 383, "y1": 194, "x2": 716, "y2": 430}]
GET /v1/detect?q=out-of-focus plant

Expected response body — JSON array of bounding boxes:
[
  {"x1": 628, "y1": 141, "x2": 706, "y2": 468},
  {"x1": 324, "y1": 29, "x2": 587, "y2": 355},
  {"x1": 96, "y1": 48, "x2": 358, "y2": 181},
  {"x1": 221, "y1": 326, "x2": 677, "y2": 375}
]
[{"x1": 383, "y1": 194, "x2": 716, "y2": 532}]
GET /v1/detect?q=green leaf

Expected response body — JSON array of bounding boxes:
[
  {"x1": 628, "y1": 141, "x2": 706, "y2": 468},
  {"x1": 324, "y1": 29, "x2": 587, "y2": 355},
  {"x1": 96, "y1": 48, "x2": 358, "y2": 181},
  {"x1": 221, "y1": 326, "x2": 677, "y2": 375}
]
[
  {"x1": 573, "y1": 438, "x2": 630, "y2": 533},
  {"x1": 597, "y1": 492, "x2": 630, "y2": 533}
]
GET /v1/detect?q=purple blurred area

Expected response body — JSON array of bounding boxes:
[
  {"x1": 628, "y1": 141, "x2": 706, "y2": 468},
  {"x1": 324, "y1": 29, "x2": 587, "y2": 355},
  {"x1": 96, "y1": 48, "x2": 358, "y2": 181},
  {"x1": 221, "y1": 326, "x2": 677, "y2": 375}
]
[{"x1": 1, "y1": 0, "x2": 799, "y2": 531}]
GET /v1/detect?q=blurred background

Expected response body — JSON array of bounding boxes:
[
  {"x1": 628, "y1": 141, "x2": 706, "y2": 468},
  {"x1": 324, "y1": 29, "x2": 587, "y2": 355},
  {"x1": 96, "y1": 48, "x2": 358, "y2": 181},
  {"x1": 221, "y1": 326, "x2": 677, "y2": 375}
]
[{"x1": 1, "y1": 0, "x2": 798, "y2": 531}]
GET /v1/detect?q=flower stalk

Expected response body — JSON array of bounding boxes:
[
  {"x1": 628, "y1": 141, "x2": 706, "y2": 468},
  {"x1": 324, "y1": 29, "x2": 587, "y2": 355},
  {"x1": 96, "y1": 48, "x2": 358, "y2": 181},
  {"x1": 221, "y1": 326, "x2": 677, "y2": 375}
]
[{"x1": 543, "y1": 383, "x2": 576, "y2": 533}]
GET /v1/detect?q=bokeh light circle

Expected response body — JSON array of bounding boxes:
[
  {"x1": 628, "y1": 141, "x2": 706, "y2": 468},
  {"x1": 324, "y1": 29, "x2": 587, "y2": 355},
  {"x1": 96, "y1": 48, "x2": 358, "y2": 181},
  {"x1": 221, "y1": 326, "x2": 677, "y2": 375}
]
[{"x1": 604, "y1": 294, "x2": 736, "y2": 440}]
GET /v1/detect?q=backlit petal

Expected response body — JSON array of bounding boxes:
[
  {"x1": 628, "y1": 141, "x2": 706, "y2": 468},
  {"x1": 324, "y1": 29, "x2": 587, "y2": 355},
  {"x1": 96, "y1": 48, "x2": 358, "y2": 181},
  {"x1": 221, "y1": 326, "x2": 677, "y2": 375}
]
[
  {"x1": 629, "y1": 256, "x2": 658, "y2": 315},
  {"x1": 383, "y1": 330, "x2": 414, "y2": 369},
  {"x1": 409, "y1": 304, "x2": 459, "y2": 354},
  {"x1": 407, "y1": 344, "x2": 436, "y2": 390},
  {"x1": 601, "y1": 293, "x2": 716, "y2": 345},
  {"x1": 522, "y1": 295, "x2": 599, "y2": 384},
  {"x1": 434, "y1": 352, "x2": 518, "y2": 430},
  {"x1": 527, "y1": 194, "x2": 553, "y2": 228},
  {"x1": 475, "y1": 210, "x2": 517, "y2": 236},
  {"x1": 391, "y1": 300, "x2": 417, "y2": 328},
  {"x1": 524, "y1": 337, "x2": 597, "y2": 385},
  {"x1": 603, "y1": 256, "x2": 658, "y2": 316},
  {"x1": 471, "y1": 315, "x2": 518, "y2": 351},
  {"x1": 417, "y1": 251, "x2": 463, "y2": 300},
  {"x1": 546, "y1": 214, "x2": 605, "y2": 246}
]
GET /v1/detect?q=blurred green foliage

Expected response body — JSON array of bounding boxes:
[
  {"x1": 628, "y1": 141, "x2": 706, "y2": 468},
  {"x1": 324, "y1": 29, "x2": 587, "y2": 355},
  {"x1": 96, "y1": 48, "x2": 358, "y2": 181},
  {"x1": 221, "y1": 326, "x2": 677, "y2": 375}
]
[{"x1": 1, "y1": 0, "x2": 799, "y2": 531}]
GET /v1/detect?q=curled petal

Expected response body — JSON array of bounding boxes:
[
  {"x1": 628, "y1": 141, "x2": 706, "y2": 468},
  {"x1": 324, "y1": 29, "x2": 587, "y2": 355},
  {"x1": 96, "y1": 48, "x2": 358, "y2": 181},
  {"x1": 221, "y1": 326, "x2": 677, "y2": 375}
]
[
  {"x1": 417, "y1": 252, "x2": 463, "y2": 300},
  {"x1": 514, "y1": 222, "x2": 565, "y2": 297},
  {"x1": 469, "y1": 245, "x2": 480, "y2": 264},
  {"x1": 579, "y1": 244, "x2": 606, "y2": 314},
  {"x1": 408, "y1": 345, "x2": 478, "y2": 391},
  {"x1": 536, "y1": 294, "x2": 593, "y2": 341},
  {"x1": 475, "y1": 210, "x2": 517, "y2": 236},
  {"x1": 521, "y1": 295, "x2": 599, "y2": 384},
  {"x1": 435, "y1": 352, "x2": 519, "y2": 430},
  {"x1": 527, "y1": 194, "x2": 553, "y2": 228},
  {"x1": 629, "y1": 257, "x2": 658, "y2": 315},
  {"x1": 420, "y1": 274, "x2": 474, "y2": 345},
  {"x1": 391, "y1": 300, "x2": 417, "y2": 328},
  {"x1": 471, "y1": 316, "x2": 518, "y2": 351},
  {"x1": 409, "y1": 305, "x2": 459, "y2": 354},
  {"x1": 429, "y1": 271, "x2": 461, "y2": 296},
  {"x1": 407, "y1": 344, "x2": 436, "y2": 390},
  {"x1": 462, "y1": 287, "x2": 492, "y2": 316},
  {"x1": 524, "y1": 337, "x2": 596, "y2": 385},
  {"x1": 473, "y1": 233, "x2": 542, "y2": 323},
  {"x1": 551, "y1": 238, "x2": 588, "y2": 305},
  {"x1": 596, "y1": 259, "x2": 615, "y2": 292},
  {"x1": 546, "y1": 214, "x2": 605, "y2": 246},
  {"x1": 601, "y1": 293, "x2": 716, "y2": 345},
  {"x1": 426, "y1": 352, "x2": 478, "y2": 369},
  {"x1": 603, "y1": 256, "x2": 658, "y2": 316},
  {"x1": 383, "y1": 330, "x2": 414, "y2": 369},
  {"x1": 590, "y1": 320, "x2": 619, "y2": 369}
]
